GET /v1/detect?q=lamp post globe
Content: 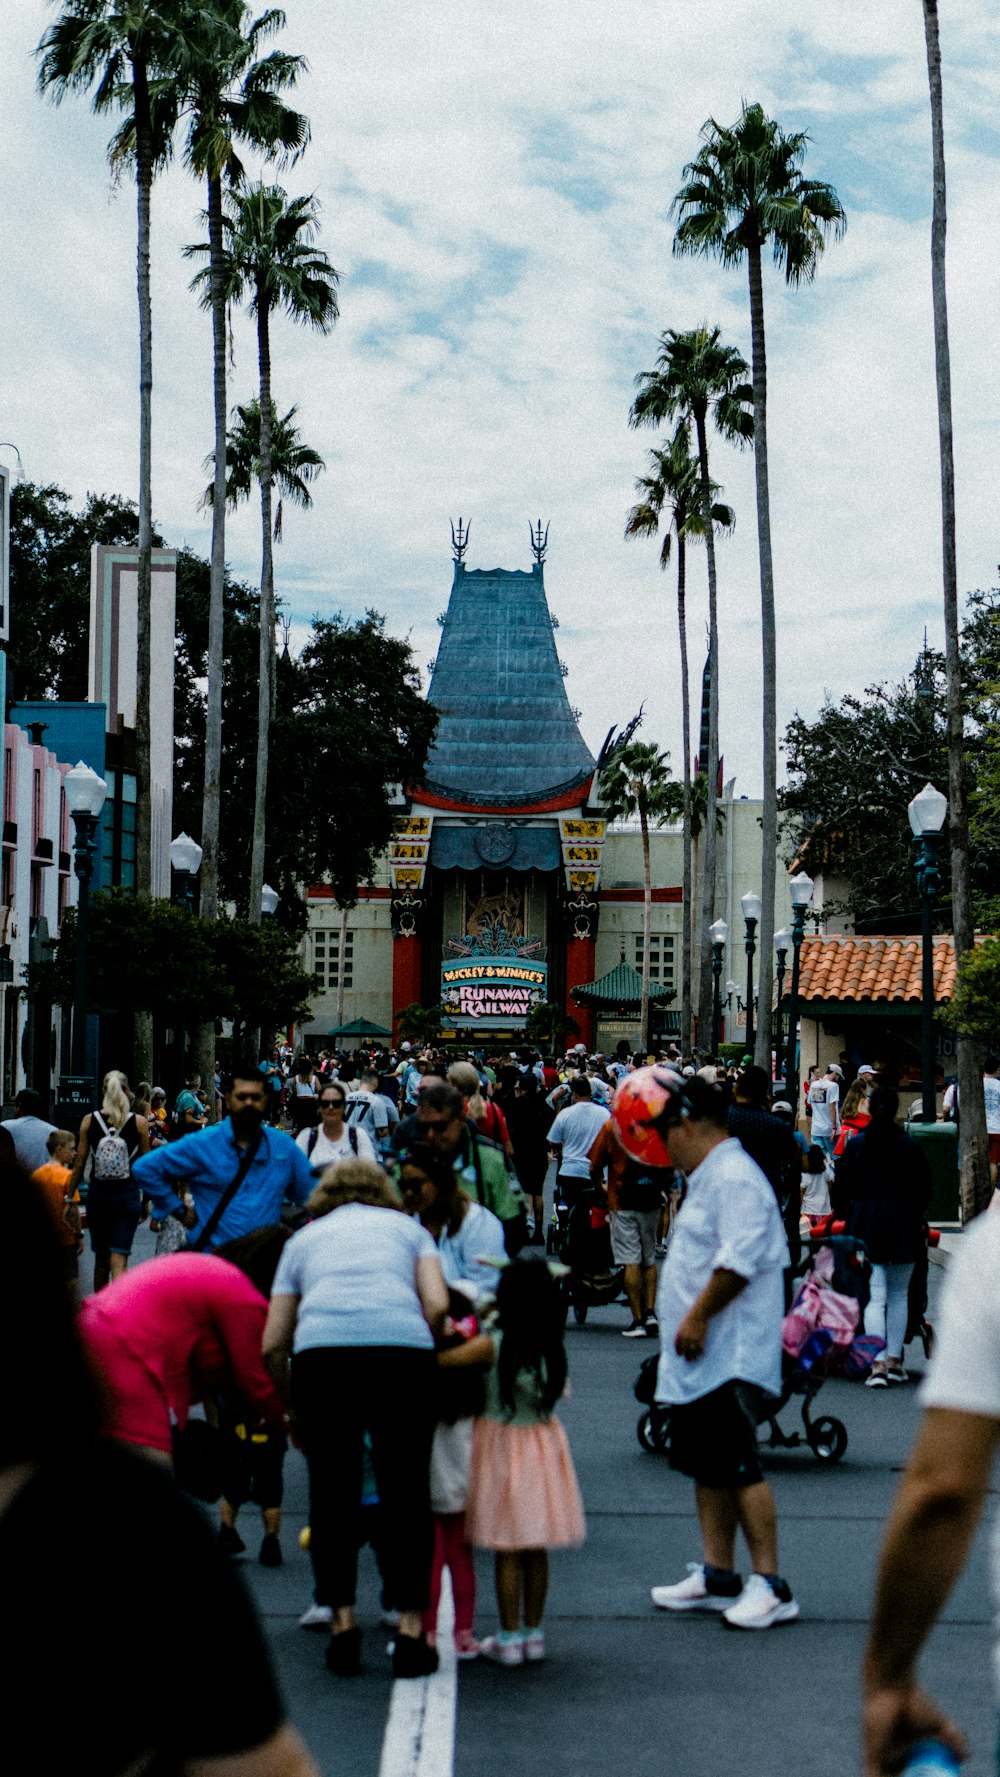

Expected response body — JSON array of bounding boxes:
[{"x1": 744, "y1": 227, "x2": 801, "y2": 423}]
[
  {"x1": 740, "y1": 892, "x2": 761, "y2": 1057},
  {"x1": 709, "y1": 918, "x2": 728, "y2": 1055},
  {"x1": 169, "y1": 832, "x2": 204, "y2": 910},
  {"x1": 774, "y1": 928, "x2": 790, "y2": 1084},
  {"x1": 908, "y1": 783, "x2": 948, "y2": 1123},
  {"x1": 785, "y1": 872, "x2": 814, "y2": 1117},
  {"x1": 64, "y1": 762, "x2": 109, "y2": 1081},
  {"x1": 261, "y1": 884, "x2": 280, "y2": 917}
]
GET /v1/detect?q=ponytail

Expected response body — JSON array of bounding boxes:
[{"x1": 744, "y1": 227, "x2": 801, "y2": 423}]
[{"x1": 101, "y1": 1070, "x2": 132, "y2": 1131}]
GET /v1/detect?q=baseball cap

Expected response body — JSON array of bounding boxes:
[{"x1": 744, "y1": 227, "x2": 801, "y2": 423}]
[
  {"x1": 857, "y1": 1064, "x2": 875, "y2": 1076},
  {"x1": 771, "y1": 1100, "x2": 793, "y2": 1114},
  {"x1": 828, "y1": 1064, "x2": 844, "y2": 1077}
]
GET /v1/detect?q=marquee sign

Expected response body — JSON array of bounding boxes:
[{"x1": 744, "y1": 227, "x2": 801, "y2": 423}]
[{"x1": 440, "y1": 956, "x2": 548, "y2": 1026}]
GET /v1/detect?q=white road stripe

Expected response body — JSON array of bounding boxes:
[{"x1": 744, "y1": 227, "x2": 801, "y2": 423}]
[{"x1": 378, "y1": 1573, "x2": 457, "y2": 1777}]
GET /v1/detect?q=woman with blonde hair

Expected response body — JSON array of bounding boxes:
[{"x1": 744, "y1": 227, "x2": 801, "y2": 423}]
[
  {"x1": 264, "y1": 1158, "x2": 448, "y2": 1680},
  {"x1": 447, "y1": 1060, "x2": 513, "y2": 1161},
  {"x1": 68, "y1": 1070, "x2": 150, "y2": 1291}
]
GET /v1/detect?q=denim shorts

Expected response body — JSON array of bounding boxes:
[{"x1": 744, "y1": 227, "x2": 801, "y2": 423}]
[{"x1": 87, "y1": 1180, "x2": 142, "y2": 1256}]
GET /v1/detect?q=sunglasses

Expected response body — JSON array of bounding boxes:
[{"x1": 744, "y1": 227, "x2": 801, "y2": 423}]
[{"x1": 320, "y1": 1097, "x2": 346, "y2": 1110}]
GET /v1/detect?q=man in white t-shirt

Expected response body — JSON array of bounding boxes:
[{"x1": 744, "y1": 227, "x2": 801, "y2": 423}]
[
  {"x1": 863, "y1": 1210, "x2": 1000, "y2": 1774},
  {"x1": 648, "y1": 1071, "x2": 796, "y2": 1632},
  {"x1": 547, "y1": 1077, "x2": 610, "y2": 1205},
  {"x1": 806, "y1": 1066, "x2": 841, "y2": 1157}
]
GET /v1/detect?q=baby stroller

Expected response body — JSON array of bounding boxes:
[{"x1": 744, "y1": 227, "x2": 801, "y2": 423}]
[
  {"x1": 634, "y1": 1236, "x2": 868, "y2": 1466},
  {"x1": 807, "y1": 1215, "x2": 938, "y2": 1363},
  {"x1": 547, "y1": 1183, "x2": 625, "y2": 1325}
]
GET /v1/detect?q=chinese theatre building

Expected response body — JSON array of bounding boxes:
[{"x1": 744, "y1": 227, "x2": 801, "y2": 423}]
[{"x1": 302, "y1": 526, "x2": 793, "y2": 1052}]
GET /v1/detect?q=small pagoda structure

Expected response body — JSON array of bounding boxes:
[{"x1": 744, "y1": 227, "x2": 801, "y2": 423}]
[
  {"x1": 388, "y1": 522, "x2": 615, "y2": 1044},
  {"x1": 571, "y1": 950, "x2": 677, "y2": 1051}
]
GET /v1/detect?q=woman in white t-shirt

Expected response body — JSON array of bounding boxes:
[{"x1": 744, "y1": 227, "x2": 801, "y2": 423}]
[
  {"x1": 295, "y1": 1083, "x2": 377, "y2": 1174},
  {"x1": 264, "y1": 1159, "x2": 448, "y2": 1682}
]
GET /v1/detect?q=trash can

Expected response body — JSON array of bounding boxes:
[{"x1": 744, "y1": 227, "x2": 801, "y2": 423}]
[{"x1": 907, "y1": 1121, "x2": 960, "y2": 1223}]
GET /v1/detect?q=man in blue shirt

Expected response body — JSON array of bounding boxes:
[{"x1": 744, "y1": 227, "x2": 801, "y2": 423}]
[{"x1": 134, "y1": 1068, "x2": 314, "y2": 1249}]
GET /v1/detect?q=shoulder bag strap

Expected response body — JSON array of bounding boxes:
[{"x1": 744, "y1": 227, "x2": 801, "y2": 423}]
[{"x1": 191, "y1": 1129, "x2": 264, "y2": 1252}]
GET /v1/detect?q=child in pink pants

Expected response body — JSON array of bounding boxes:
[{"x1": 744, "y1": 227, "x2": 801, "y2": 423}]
[{"x1": 422, "y1": 1418, "x2": 478, "y2": 1659}]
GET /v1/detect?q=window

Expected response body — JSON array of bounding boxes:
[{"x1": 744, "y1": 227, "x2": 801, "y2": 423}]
[
  {"x1": 635, "y1": 933, "x2": 675, "y2": 986},
  {"x1": 312, "y1": 928, "x2": 353, "y2": 990}
]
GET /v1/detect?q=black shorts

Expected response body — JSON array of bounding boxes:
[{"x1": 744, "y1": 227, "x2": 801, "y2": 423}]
[
  {"x1": 87, "y1": 1181, "x2": 142, "y2": 1257},
  {"x1": 219, "y1": 1423, "x2": 287, "y2": 1511},
  {"x1": 667, "y1": 1381, "x2": 766, "y2": 1491}
]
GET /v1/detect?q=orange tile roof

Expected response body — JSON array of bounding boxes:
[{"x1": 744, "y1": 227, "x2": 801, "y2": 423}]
[{"x1": 787, "y1": 935, "x2": 958, "y2": 1005}]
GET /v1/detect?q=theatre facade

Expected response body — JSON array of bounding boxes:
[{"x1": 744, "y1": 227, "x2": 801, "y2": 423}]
[{"x1": 303, "y1": 533, "x2": 792, "y2": 1052}]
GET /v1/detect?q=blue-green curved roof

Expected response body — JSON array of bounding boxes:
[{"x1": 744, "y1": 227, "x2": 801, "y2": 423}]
[{"x1": 421, "y1": 562, "x2": 595, "y2": 805}]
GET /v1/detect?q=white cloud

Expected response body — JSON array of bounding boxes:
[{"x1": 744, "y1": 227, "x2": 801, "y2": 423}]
[{"x1": 3, "y1": 0, "x2": 998, "y2": 801}]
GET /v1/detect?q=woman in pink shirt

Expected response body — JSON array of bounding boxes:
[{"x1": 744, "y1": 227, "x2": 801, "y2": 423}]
[{"x1": 79, "y1": 1236, "x2": 287, "y2": 1458}]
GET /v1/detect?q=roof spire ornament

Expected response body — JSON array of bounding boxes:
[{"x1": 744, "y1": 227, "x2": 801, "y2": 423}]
[
  {"x1": 450, "y1": 517, "x2": 471, "y2": 562},
  {"x1": 529, "y1": 519, "x2": 550, "y2": 564}
]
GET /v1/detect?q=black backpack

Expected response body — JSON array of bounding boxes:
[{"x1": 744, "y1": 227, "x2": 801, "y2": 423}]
[{"x1": 619, "y1": 1158, "x2": 665, "y2": 1212}]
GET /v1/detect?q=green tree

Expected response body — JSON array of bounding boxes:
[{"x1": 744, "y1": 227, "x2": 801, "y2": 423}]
[
  {"x1": 600, "y1": 739, "x2": 677, "y2": 1053},
  {"x1": 192, "y1": 181, "x2": 338, "y2": 925},
  {"x1": 920, "y1": 1, "x2": 989, "y2": 1217},
  {"x1": 673, "y1": 101, "x2": 846, "y2": 1069},
  {"x1": 625, "y1": 431, "x2": 733, "y2": 1053},
  {"x1": 630, "y1": 326, "x2": 752, "y2": 1045},
  {"x1": 203, "y1": 397, "x2": 325, "y2": 530},
  {"x1": 395, "y1": 1002, "x2": 444, "y2": 1046},
  {"x1": 36, "y1": 0, "x2": 196, "y2": 895},
  {"x1": 950, "y1": 940, "x2": 1000, "y2": 1047},
  {"x1": 177, "y1": 3, "x2": 308, "y2": 926},
  {"x1": 525, "y1": 1001, "x2": 580, "y2": 1053}
]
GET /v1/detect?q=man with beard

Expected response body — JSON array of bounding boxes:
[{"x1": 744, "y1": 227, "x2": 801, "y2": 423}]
[{"x1": 134, "y1": 1065, "x2": 314, "y2": 1250}]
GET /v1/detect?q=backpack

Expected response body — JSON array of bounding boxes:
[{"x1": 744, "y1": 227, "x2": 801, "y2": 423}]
[
  {"x1": 619, "y1": 1158, "x2": 664, "y2": 1212},
  {"x1": 91, "y1": 1112, "x2": 133, "y2": 1182}
]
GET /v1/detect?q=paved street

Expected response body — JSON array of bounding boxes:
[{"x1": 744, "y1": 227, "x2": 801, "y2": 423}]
[{"x1": 212, "y1": 1262, "x2": 997, "y2": 1777}]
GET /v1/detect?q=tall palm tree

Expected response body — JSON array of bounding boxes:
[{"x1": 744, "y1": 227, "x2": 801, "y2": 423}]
[
  {"x1": 672, "y1": 102, "x2": 846, "y2": 1070},
  {"x1": 921, "y1": 1, "x2": 989, "y2": 1217},
  {"x1": 199, "y1": 183, "x2": 337, "y2": 924},
  {"x1": 179, "y1": 7, "x2": 308, "y2": 925},
  {"x1": 630, "y1": 327, "x2": 752, "y2": 1046},
  {"x1": 37, "y1": 0, "x2": 195, "y2": 900},
  {"x1": 204, "y1": 397, "x2": 325, "y2": 536},
  {"x1": 625, "y1": 432, "x2": 734, "y2": 1054},
  {"x1": 601, "y1": 740, "x2": 676, "y2": 1054}
]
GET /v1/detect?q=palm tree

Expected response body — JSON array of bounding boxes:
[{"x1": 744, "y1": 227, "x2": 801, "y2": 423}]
[
  {"x1": 630, "y1": 327, "x2": 752, "y2": 1047},
  {"x1": 203, "y1": 397, "x2": 325, "y2": 535},
  {"x1": 601, "y1": 740, "x2": 676, "y2": 1054},
  {"x1": 921, "y1": 1, "x2": 989, "y2": 1217},
  {"x1": 179, "y1": 6, "x2": 308, "y2": 925},
  {"x1": 672, "y1": 102, "x2": 845, "y2": 1070},
  {"x1": 200, "y1": 183, "x2": 337, "y2": 925},
  {"x1": 625, "y1": 432, "x2": 734, "y2": 1054},
  {"x1": 37, "y1": 0, "x2": 195, "y2": 900}
]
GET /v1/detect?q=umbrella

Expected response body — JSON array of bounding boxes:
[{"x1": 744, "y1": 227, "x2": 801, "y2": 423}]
[{"x1": 327, "y1": 1017, "x2": 393, "y2": 1039}]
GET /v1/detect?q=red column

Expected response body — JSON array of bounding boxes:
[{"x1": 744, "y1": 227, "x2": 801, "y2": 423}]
[
  {"x1": 392, "y1": 935, "x2": 424, "y2": 1039},
  {"x1": 565, "y1": 936, "x2": 596, "y2": 1049}
]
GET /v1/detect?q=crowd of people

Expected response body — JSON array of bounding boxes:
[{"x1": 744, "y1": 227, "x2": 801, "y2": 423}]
[{"x1": 6, "y1": 1033, "x2": 1000, "y2": 1773}]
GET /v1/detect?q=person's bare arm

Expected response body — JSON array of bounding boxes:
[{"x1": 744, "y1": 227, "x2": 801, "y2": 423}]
[
  {"x1": 438, "y1": 1333, "x2": 495, "y2": 1369},
  {"x1": 415, "y1": 1253, "x2": 448, "y2": 1338},
  {"x1": 135, "y1": 1114, "x2": 151, "y2": 1157},
  {"x1": 261, "y1": 1295, "x2": 299, "y2": 1408},
  {"x1": 675, "y1": 1269, "x2": 747, "y2": 1360},
  {"x1": 67, "y1": 1116, "x2": 91, "y2": 1193},
  {"x1": 185, "y1": 1723, "x2": 319, "y2": 1777},
  {"x1": 861, "y1": 1406, "x2": 998, "y2": 1775}
]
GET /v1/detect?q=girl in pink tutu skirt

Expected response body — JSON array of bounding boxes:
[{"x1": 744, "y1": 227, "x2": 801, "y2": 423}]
[{"x1": 447, "y1": 1252, "x2": 585, "y2": 1665}]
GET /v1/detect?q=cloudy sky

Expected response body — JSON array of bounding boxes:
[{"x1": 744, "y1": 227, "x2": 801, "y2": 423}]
[{"x1": 3, "y1": 2, "x2": 999, "y2": 793}]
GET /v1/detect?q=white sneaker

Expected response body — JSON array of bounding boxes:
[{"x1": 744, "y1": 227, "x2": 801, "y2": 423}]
[
  {"x1": 522, "y1": 1631, "x2": 546, "y2": 1663},
  {"x1": 722, "y1": 1573, "x2": 799, "y2": 1630},
  {"x1": 298, "y1": 1603, "x2": 333, "y2": 1629},
  {"x1": 650, "y1": 1563, "x2": 740, "y2": 1612},
  {"x1": 479, "y1": 1634, "x2": 525, "y2": 1666},
  {"x1": 622, "y1": 1321, "x2": 649, "y2": 1338}
]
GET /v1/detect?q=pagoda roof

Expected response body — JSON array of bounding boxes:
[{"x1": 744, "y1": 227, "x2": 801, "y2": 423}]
[
  {"x1": 419, "y1": 561, "x2": 595, "y2": 807},
  {"x1": 572, "y1": 953, "x2": 676, "y2": 1007}
]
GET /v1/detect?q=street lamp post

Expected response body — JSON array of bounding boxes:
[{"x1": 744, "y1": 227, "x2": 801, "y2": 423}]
[
  {"x1": 64, "y1": 762, "x2": 108, "y2": 1077},
  {"x1": 773, "y1": 927, "x2": 790, "y2": 1086},
  {"x1": 785, "y1": 871, "x2": 814, "y2": 1120},
  {"x1": 709, "y1": 918, "x2": 728, "y2": 1055},
  {"x1": 908, "y1": 782, "x2": 948, "y2": 1124},
  {"x1": 741, "y1": 890, "x2": 762, "y2": 1058},
  {"x1": 169, "y1": 832, "x2": 204, "y2": 910}
]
